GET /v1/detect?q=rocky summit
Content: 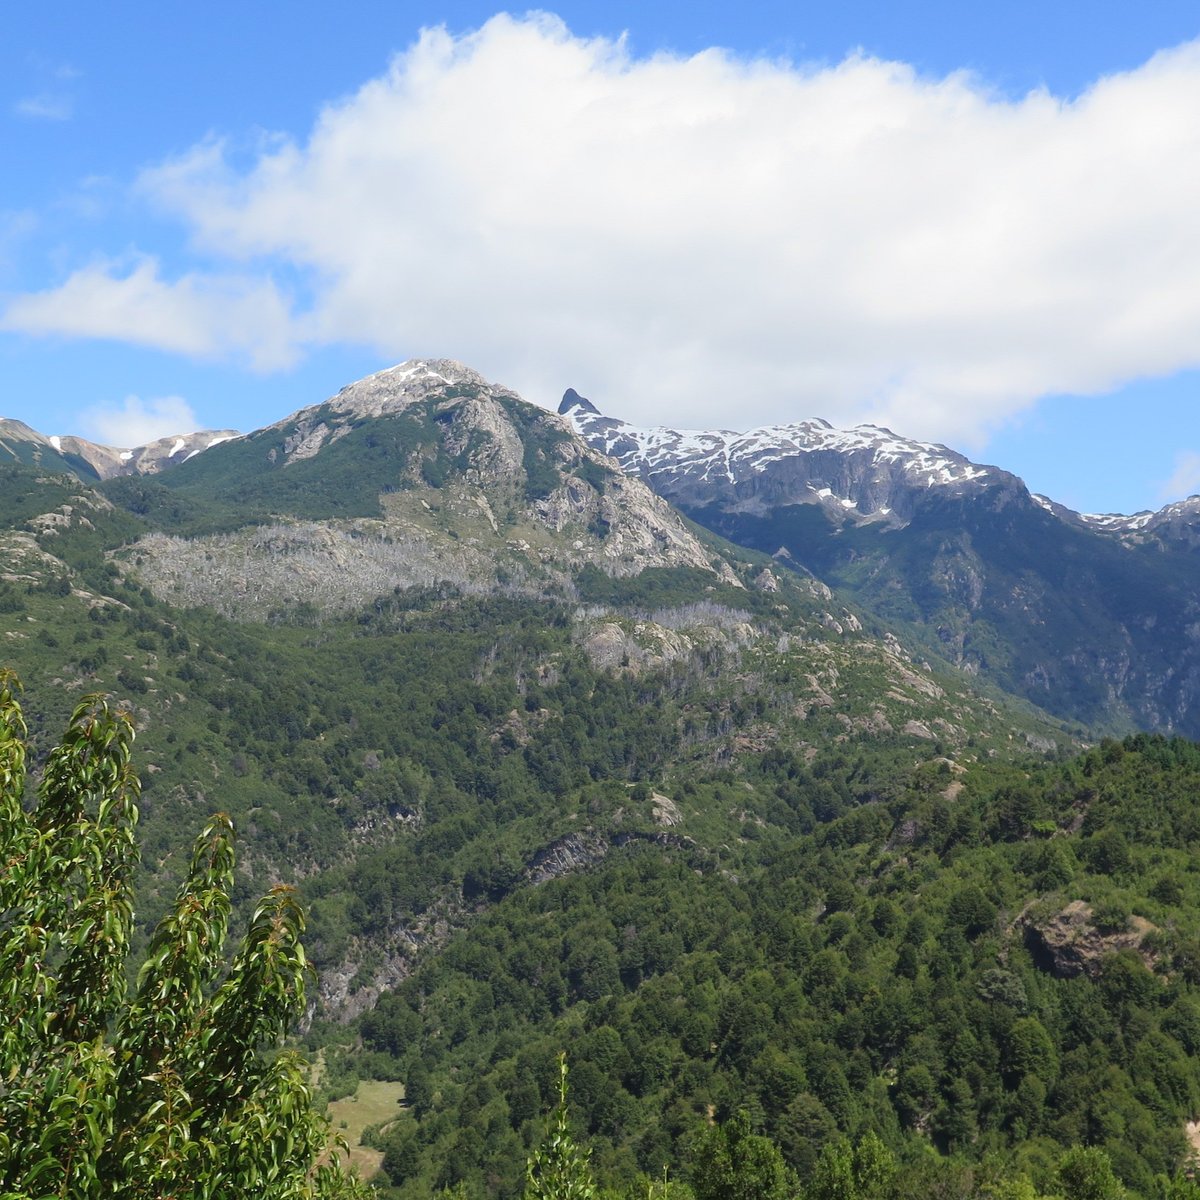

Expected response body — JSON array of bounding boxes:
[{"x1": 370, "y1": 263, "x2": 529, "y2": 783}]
[{"x1": 8, "y1": 362, "x2": 734, "y2": 622}]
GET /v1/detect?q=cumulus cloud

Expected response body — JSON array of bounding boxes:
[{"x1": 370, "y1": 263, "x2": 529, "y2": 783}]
[
  {"x1": 1, "y1": 257, "x2": 301, "y2": 370},
  {"x1": 1161, "y1": 451, "x2": 1200, "y2": 501},
  {"x1": 15, "y1": 15, "x2": 1200, "y2": 441},
  {"x1": 80, "y1": 394, "x2": 200, "y2": 447}
]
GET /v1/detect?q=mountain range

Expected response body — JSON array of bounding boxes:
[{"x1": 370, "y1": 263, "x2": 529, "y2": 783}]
[
  {"x1": 7, "y1": 360, "x2": 1199, "y2": 737},
  {"x1": 8, "y1": 358, "x2": 1200, "y2": 1196},
  {"x1": 0, "y1": 415, "x2": 239, "y2": 479},
  {"x1": 4, "y1": 356, "x2": 1064, "y2": 997},
  {"x1": 561, "y1": 388, "x2": 1200, "y2": 738}
]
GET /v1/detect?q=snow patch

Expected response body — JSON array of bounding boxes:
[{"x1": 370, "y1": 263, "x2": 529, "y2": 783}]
[{"x1": 565, "y1": 406, "x2": 993, "y2": 497}]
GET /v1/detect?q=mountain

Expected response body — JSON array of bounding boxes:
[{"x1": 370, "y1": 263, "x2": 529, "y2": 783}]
[
  {"x1": 559, "y1": 387, "x2": 1003, "y2": 528},
  {"x1": 7, "y1": 360, "x2": 1061, "y2": 773},
  {"x1": 1076, "y1": 493, "x2": 1200, "y2": 551},
  {"x1": 0, "y1": 358, "x2": 1072, "y2": 1007},
  {"x1": 561, "y1": 391, "x2": 1200, "y2": 738},
  {"x1": 0, "y1": 416, "x2": 239, "y2": 480},
  {"x1": 96, "y1": 360, "x2": 733, "y2": 619},
  {"x1": 57, "y1": 428, "x2": 242, "y2": 478}
]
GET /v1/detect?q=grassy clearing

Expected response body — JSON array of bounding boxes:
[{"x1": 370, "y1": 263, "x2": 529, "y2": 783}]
[{"x1": 326, "y1": 1080, "x2": 406, "y2": 1181}]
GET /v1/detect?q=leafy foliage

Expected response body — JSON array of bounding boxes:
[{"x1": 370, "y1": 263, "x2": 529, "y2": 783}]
[
  {"x1": 0, "y1": 674, "x2": 365, "y2": 1199},
  {"x1": 689, "y1": 1110, "x2": 792, "y2": 1200},
  {"x1": 524, "y1": 1055, "x2": 596, "y2": 1200},
  {"x1": 360, "y1": 735, "x2": 1200, "y2": 1200}
]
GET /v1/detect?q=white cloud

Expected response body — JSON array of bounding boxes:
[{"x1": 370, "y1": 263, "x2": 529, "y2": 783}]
[
  {"x1": 0, "y1": 210, "x2": 37, "y2": 273},
  {"x1": 14, "y1": 92, "x2": 72, "y2": 121},
  {"x1": 80, "y1": 394, "x2": 199, "y2": 448},
  {"x1": 18, "y1": 15, "x2": 1200, "y2": 442},
  {"x1": 15, "y1": 58, "x2": 80, "y2": 120},
  {"x1": 1, "y1": 257, "x2": 300, "y2": 370},
  {"x1": 1161, "y1": 450, "x2": 1200, "y2": 501}
]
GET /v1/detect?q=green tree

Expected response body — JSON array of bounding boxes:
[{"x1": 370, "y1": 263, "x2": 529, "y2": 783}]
[
  {"x1": 0, "y1": 674, "x2": 365, "y2": 1199},
  {"x1": 1058, "y1": 1147, "x2": 1126, "y2": 1200},
  {"x1": 689, "y1": 1110, "x2": 791, "y2": 1200},
  {"x1": 525, "y1": 1053, "x2": 596, "y2": 1200},
  {"x1": 804, "y1": 1133, "x2": 897, "y2": 1200}
]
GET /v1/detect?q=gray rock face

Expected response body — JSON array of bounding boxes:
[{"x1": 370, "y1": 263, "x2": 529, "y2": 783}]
[{"x1": 1022, "y1": 901, "x2": 1159, "y2": 979}]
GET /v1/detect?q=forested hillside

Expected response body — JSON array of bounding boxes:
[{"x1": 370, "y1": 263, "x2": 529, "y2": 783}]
[{"x1": 349, "y1": 735, "x2": 1200, "y2": 1199}]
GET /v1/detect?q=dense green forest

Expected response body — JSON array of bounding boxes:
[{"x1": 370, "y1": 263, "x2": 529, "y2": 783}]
[{"x1": 333, "y1": 734, "x2": 1200, "y2": 1199}]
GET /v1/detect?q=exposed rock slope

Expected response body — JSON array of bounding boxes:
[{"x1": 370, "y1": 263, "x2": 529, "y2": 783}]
[{"x1": 118, "y1": 361, "x2": 732, "y2": 618}]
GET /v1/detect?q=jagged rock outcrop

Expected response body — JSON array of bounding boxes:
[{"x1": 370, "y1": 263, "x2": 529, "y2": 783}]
[
  {"x1": 524, "y1": 832, "x2": 610, "y2": 885},
  {"x1": 574, "y1": 605, "x2": 757, "y2": 674},
  {"x1": 1023, "y1": 900, "x2": 1159, "y2": 979}
]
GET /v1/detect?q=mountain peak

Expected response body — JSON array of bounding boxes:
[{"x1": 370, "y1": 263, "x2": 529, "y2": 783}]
[
  {"x1": 319, "y1": 358, "x2": 504, "y2": 425},
  {"x1": 113, "y1": 360, "x2": 735, "y2": 618},
  {"x1": 0, "y1": 416, "x2": 240, "y2": 480},
  {"x1": 559, "y1": 388, "x2": 600, "y2": 417},
  {"x1": 562, "y1": 399, "x2": 1001, "y2": 527}
]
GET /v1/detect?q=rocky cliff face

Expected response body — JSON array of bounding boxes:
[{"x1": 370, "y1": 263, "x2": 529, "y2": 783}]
[{"x1": 1023, "y1": 901, "x2": 1160, "y2": 979}]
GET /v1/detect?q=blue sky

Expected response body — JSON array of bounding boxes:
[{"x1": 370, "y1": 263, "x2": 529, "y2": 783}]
[{"x1": 4, "y1": 2, "x2": 1200, "y2": 515}]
